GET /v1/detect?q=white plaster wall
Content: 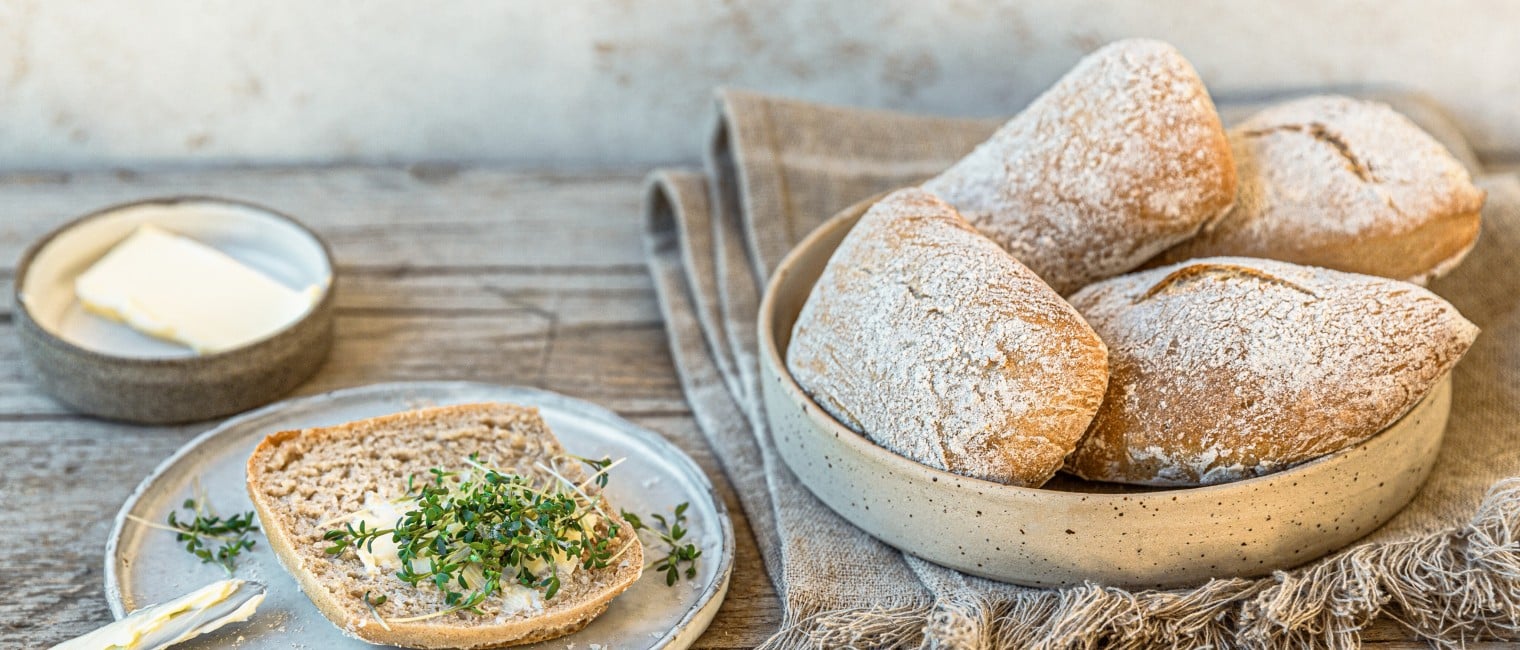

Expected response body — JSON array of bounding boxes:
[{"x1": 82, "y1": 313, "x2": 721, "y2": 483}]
[{"x1": 0, "y1": 0, "x2": 1516, "y2": 169}]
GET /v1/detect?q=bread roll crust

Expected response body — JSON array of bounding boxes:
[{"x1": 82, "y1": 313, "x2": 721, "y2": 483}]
[
  {"x1": 787, "y1": 188, "x2": 1109, "y2": 486},
  {"x1": 1154, "y1": 95, "x2": 1486, "y2": 283},
  {"x1": 923, "y1": 38, "x2": 1236, "y2": 295},
  {"x1": 1066, "y1": 257, "x2": 1477, "y2": 486}
]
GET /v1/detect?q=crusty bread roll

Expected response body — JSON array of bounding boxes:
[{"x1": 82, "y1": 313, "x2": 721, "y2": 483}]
[
  {"x1": 247, "y1": 403, "x2": 642, "y2": 649},
  {"x1": 922, "y1": 38, "x2": 1236, "y2": 295},
  {"x1": 1152, "y1": 96, "x2": 1486, "y2": 284},
  {"x1": 1065, "y1": 257, "x2": 1477, "y2": 486},
  {"x1": 787, "y1": 188, "x2": 1109, "y2": 486}
]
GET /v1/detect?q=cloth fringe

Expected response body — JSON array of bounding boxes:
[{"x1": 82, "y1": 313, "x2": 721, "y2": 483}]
[
  {"x1": 759, "y1": 477, "x2": 1520, "y2": 649},
  {"x1": 759, "y1": 600, "x2": 932, "y2": 649}
]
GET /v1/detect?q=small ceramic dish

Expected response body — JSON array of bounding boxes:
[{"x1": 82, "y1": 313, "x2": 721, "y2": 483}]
[
  {"x1": 758, "y1": 196, "x2": 1450, "y2": 589},
  {"x1": 14, "y1": 197, "x2": 335, "y2": 424}
]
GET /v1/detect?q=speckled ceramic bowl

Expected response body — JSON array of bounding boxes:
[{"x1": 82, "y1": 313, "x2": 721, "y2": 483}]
[
  {"x1": 14, "y1": 197, "x2": 335, "y2": 424},
  {"x1": 758, "y1": 196, "x2": 1450, "y2": 589}
]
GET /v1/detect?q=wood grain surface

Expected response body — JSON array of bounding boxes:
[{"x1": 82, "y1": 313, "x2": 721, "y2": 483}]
[{"x1": 1, "y1": 164, "x2": 1513, "y2": 649}]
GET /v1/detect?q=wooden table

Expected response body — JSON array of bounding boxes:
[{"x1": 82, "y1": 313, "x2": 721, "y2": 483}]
[{"x1": 0, "y1": 164, "x2": 1509, "y2": 649}]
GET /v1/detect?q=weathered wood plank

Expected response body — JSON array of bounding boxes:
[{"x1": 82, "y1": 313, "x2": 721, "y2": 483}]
[
  {"x1": 0, "y1": 166, "x2": 650, "y2": 271},
  {"x1": 0, "y1": 269, "x2": 685, "y2": 417}
]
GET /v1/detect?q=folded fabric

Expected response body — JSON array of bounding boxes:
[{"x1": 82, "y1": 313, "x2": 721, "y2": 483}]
[{"x1": 643, "y1": 86, "x2": 1520, "y2": 648}]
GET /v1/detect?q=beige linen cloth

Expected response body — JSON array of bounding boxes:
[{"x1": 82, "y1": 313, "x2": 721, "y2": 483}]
[{"x1": 643, "y1": 87, "x2": 1520, "y2": 649}]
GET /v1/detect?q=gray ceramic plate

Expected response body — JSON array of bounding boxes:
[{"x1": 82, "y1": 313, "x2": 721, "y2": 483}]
[{"x1": 105, "y1": 382, "x2": 733, "y2": 649}]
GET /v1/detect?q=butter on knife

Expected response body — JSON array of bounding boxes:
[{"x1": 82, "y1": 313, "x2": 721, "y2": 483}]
[
  {"x1": 50, "y1": 579, "x2": 265, "y2": 650},
  {"x1": 75, "y1": 225, "x2": 323, "y2": 354}
]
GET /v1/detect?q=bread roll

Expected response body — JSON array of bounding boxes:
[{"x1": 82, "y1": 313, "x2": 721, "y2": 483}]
[
  {"x1": 1065, "y1": 257, "x2": 1477, "y2": 486},
  {"x1": 1153, "y1": 96, "x2": 1485, "y2": 284},
  {"x1": 787, "y1": 188, "x2": 1109, "y2": 486},
  {"x1": 247, "y1": 403, "x2": 642, "y2": 648},
  {"x1": 922, "y1": 38, "x2": 1236, "y2": 295}
]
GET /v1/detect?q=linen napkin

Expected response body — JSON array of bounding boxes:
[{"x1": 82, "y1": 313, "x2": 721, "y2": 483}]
[{"x1": 643, "y1": 87, "x2": 1520, "y2": 648}]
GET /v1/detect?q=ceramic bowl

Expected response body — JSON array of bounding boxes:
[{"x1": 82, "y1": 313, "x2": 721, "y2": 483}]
[
  {"x1": 14, "y1": 197, "x2": 335, "y2": 424},
  {"x1": 757, "y1": 196, "x2": 1450, "y2": 589}
]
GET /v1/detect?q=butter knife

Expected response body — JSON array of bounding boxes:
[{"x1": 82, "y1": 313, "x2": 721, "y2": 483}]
[{"x1": 51, "y1": 579, "x2": 265, "y2": 650}]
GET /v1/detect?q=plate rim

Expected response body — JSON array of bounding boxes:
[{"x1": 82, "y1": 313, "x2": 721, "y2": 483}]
[{"x1": 103, "y1": 380, "x2": 736, "y2": 649}]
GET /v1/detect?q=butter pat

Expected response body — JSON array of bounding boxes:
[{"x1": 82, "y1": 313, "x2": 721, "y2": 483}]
[
  {"x1": 75, "y1": 225, "x2": 323, "y2": 354},
  {"x1": 352, "y1": 494, "x2": 419, "y2": 575}
]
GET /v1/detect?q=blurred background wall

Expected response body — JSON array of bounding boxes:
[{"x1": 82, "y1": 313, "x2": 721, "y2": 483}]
[{"x1": 0, "y1": 0, "x2": 1514, "y2": 170}]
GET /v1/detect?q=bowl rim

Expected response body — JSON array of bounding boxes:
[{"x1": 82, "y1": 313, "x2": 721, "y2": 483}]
[
  {"x1": 12, "y1": 195, "x2": 336, "y2": 368},
  {"x1": 756, "y1": 193, "x2": 1440, "y2": 503}
]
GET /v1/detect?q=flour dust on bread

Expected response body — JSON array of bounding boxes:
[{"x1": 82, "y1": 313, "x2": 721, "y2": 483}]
[
  {"x1": 921, "y1": 38, "x2": 1236, "y2": 295},
  {"x1": 246, "y1": 403, "x2": 643, "y2": 649},
  {"x1": 1153, "y1": 95, "x2": 1486, "y2": 284},
  {"x1": 786, "y1": 188, "x2": 1109, "y2": 486},
  {"x1": 1066, "y1": 257, "x2": 1477, "y2": 486}
]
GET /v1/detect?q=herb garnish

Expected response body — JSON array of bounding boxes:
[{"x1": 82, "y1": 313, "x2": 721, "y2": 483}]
[
  {"x1": 323, "y1": 454, "x2": 628, "y2": 621},
  {"x1": 622, "y1": 502, "x2": 703, "y2": 586},
  {"x1": 130, "y1": 493, "x2": 260, "y2": 575}
]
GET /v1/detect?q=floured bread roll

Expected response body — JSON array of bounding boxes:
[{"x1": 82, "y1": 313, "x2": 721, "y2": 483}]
[
  {"x1": 1154, "y1": 96, "x2": 1486, "y2": 284},
  {"x1": 787, "y1": 188, "x2": 1109, "y2": 486},
  {"x1": 922, "y1": 38, "x2": 1235, "y2": 295},
  {"x1": 1066, "y1": 257, "x2": 1477, "y2": 486}
]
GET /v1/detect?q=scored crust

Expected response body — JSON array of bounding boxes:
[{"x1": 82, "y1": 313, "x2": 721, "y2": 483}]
[
  {"x1": 246, "y1": 403, "x2": 643, "y2": 649},
  {"x1": 786, "y1": 188, "x2": 1109, "y2": 486},
  {"x1": 1066, "y1": 257, "x2": 1478, "y2": 486},
  {"x1": 922, "y1": 38, "x2": 1236, "y2": 295},
  {"x1": 1152, "y1": 95, "x2": 1486, "y2": 284}
]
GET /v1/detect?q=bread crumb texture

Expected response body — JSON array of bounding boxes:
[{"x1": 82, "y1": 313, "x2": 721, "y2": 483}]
[
  {"x1": 1067, "y1": 258, "x2": 1477, "y2": 486},
  {"x1": 787, "y1": 188, "x2": 1109, "y2": 487},
  {"x1": 923, "y1": 38, "x2": 1236, "y2": 295},
  {"x1": 246, "y1": 403, "x2": 642, "y2": 649}
]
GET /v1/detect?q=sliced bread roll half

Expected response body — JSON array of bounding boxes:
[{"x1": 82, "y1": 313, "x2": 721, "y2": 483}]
[
  {"x1": 1153, "y1": 95, "x2": 1486, "y2": 284},
  {"x1": 246, "y1": 403, "x2": 643, "y2": 649},
  {"x1": 922, "y1": 38, "x2": 1236, "y2": 295},
  {"x1": 1066, "y1": 257, "x2": 1478, "y2": 486},
  {"x1": 787, "y1": 188, "x2": 1110, "y2": 486}
]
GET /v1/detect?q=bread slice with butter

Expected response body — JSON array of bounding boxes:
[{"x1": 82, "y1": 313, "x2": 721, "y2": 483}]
[{"x1": 246, "y1": 403, "x2": 643, "y2": 649}]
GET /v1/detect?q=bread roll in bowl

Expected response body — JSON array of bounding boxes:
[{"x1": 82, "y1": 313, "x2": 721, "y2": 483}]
[
  {"x1": 786, "y1": 188, "x2": 1108, "y2": 486},
  {"x1": 1067, "y1": 257, "x2": 1477, "y2": 486},
  {"x1": 924, "y1": 38, "x2": 1236, "y2": 295},
  {"x1": 1153, "y1": 96, "x2": 1485, "y2": 284}
]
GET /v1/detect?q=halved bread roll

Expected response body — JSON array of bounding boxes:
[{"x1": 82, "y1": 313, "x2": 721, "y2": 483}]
[
  {"x1": 787, "y1": 188, "x2": 1109, "y2": 486},
  {"x1": 246, "y1": 403, "x2": 642, "y2": 649},
  {"x1": 1153, "y1": 96, "x2": 1486, "y2": 284},
  {"x1": 923, "y1": 38, "x2": 1236, "y2": 295},
  {"x1": 1066, "y1": 258, "x2": 1478, "y2": 486}
]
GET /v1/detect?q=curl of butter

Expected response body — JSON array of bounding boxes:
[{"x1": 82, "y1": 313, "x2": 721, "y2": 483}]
[{"x1": 51, "y1": 579, "x2": 265, "y2": 650}]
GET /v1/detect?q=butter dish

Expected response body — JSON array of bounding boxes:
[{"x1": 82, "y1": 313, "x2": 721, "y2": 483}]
[{"x1": 14, "y1": 197, "x2": 335, "y2": 423}]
